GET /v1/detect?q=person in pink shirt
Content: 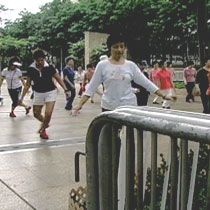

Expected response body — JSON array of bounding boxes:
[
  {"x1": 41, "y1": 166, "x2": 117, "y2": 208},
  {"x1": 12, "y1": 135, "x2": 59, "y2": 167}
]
[
  {"x1": 183, "y1": 61, "x2": 197, "y2": 103},
  {"x1": 149, "y1": 61, "x2": 160, "y2": 104},
  {"x1": 156, "y1": 60, "x2": 176, "y2": 109},
  {"x1": 167, "y1": 61, "x2": 175, "y2": 79}
]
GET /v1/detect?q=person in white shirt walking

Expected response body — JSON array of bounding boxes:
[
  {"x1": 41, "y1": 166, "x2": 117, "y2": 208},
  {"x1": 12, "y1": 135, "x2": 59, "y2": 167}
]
[
  {"x1": 72, "y1": 33, "x2": 176, "y2": 115},
  {"x1": 0, "y1": 57, "x2": 31, "y2": 117}
]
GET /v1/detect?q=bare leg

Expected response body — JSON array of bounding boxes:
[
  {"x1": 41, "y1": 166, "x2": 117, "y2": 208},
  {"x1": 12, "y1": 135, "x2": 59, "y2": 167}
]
[
  {"x1": 19, "y1": 102, "x2": 31, "y2": 114},
  {"x1": 19, "y1": 102, "x2": 28, "y2": 109},
  {"x1": 33, "y1": 105, "x2": 44, "y2": 123},
  {"x1": 42, "y1": 101, "x2": 56, "y2": 129}
]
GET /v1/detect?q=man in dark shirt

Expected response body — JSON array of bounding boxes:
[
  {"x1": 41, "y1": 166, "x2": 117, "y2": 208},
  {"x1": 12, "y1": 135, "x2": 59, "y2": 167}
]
[
  {"x1": 131, "y1": 61, "x2": 150, "y2": 106},
  {"x1": 195, "y1": 57, "x2": 210, "y2": 113},
  {"x1": 20, "y1": 49, "x2": 69, "y2": 139},
  {"x1": 62, "y1": 57, "x2": 76, "y2": 110}
]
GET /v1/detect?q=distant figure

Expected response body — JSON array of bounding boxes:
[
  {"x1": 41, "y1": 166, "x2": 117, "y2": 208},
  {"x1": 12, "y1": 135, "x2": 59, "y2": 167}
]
[
  {"x1": 62, "y1": 57, "x2": 76, "y2": 110},
  {"x1": 0, "y1": 57, "x2": 31, "y2": 117},
  {"x1": 195, "y1": 57, "x2": 210, "y2": 113},
  {"x1": 75, "y1": 66, "x2": 85, "y2": 98},
  {"x1": 156, "y1": 60, "x2": 176, "y2": 109},
  {"x1": 83, "y1": 64, "x2": 101, "y2": 103},
  {"x1": 82, "y1": 64, "x2": 94, "y2": 92},
  {"x1": 183, "y1": 61, "x2": 197, "y2": 103},
  {"x1": 166, "y1": 61, "x2": 175, "y2": 79},
  {"x1": 149, "y1": 61, "x2": 160, "y2": 104},
  {"x1": 131, "y1": 61, "x2": 150, "y2": 106}
]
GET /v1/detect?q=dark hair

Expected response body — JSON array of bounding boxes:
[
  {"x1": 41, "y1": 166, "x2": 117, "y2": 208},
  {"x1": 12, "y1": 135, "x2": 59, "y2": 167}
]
[
  {"x1": 65, "y1": 56, "x2": 74, "y2": 64},
  {"x1": 139, "y1": 60, "x2": 148, "y2": 67},
  {"x1": 8, "y1": 57, "x2": 20, "y2": 67},
  {"x1": 187, "y1": 60, "x2": 194, "y2": 66},
  {"x1": 152, "y1": 60, "x2": 159, "y2": 66},
  {"x1": 204, "y1": 57, "x2": 210, "y2": 64},
  {"x1": 159, "y1": 60, "x2": 166, "y2": 67},
  {"x1": 167, "y1": 61, "x2": 172, "y2": 66},
  {"x1": 33, "y1": 49, "x2": 45, "y2": 60},
  {"x1": 106, "y1": 33, "x2": 127, "y2": 50},
  {"x1": 86, "y1": 64, "x2": 93, "y2": 69}
]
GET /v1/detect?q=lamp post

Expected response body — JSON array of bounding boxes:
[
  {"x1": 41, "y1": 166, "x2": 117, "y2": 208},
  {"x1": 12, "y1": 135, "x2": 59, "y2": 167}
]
[{"x1": 207, "y1": 19, "x2": 210, "y2": 57}]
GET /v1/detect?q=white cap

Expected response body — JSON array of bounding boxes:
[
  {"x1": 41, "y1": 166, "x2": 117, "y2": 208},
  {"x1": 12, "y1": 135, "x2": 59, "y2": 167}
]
[
  {"x1": 100, "y1": 55, "x2": 108, "y2": 61},
  {"x1": 12, "y1": 62, "x2": 22, "y2": 67}
]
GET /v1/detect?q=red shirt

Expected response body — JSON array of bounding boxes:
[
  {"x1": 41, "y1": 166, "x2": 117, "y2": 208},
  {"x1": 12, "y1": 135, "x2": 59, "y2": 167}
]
[{"x1": 156, "y1": 69, "x2": 173, "y2": 90}]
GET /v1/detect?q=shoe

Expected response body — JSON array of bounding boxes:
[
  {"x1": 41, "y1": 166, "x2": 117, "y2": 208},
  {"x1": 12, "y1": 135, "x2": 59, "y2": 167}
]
[
  {"x1": 38, "y1": 124, "x2": 49, "y2": 133},
  {"x1": 65, "y1": 106, "x2": 72, "y2": 110},
  {"x1": 153, "y1": 101, "x2": 159, "y2": 104},
  {"x1": 166, "y1": 107, "x2": 171, "y2": 109},
  {"x1": 39, "y1": 129, "x2": 49, "y2": 139},
  {"x1": 9, "y1": 112, "x2": 16, "y2": 117},
  {"x1": 90, "y1": 99, "x2": 94, "y2": 103},
  {"x1": 25, "y1": 106, "x2": 31, "y2": 115}
]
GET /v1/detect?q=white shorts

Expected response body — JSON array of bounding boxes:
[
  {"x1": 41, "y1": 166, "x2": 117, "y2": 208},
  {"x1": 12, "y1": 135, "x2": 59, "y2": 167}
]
[{"x1": 33, "y1": 90, "x2": 57, "y2": 106}]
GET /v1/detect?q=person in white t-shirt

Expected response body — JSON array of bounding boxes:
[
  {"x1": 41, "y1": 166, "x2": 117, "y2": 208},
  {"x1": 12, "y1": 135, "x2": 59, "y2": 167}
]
[
  {"x1": 75, "y1": 65, "x2": 85, "y2": 98},
  {"x1": 72, "y1": 33, "x2": 176, "y2": 115},
  {"x1": 0, "y1": 57, "x2": 31, "y2": 117}
]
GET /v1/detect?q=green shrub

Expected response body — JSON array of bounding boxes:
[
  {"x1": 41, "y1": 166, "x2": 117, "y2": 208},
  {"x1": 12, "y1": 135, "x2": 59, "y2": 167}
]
[
  {"x1": 174, "y1": 81, "x2": 185, "y2": 89},
  {"x1": 142, "y1": 144, "x2": 209, "y2": 209}
]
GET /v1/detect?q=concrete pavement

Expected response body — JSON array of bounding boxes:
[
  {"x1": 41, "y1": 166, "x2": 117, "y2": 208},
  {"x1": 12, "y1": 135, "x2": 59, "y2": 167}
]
[{"x1": 0, "y1": 82, "x2": 204, "y2": 210}]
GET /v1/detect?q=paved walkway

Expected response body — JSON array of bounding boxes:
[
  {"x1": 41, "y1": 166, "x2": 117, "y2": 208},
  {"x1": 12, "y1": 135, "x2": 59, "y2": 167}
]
[{"x1": 0, "y1": 82, "x2": 203, "y2": 210}]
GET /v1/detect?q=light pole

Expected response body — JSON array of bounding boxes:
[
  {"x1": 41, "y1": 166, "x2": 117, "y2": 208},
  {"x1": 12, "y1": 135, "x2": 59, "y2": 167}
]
[{"x1": 207, "y1": 19, "x2": 210, "y2": 57}]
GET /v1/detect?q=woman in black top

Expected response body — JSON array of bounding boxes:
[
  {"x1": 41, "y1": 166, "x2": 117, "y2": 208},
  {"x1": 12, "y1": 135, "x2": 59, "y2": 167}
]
[
  {"x1": 195, "y1": 57, "x2": 210, "y2": 113},
  {"x1": 20, "y1": 49, "x2": 70, "y2": 139}
]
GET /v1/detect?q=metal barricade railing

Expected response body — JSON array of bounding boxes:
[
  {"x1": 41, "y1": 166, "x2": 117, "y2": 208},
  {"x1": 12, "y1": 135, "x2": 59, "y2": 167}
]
[{"x1": 85, "y1": 106, "x2": 210, "y2": 210}]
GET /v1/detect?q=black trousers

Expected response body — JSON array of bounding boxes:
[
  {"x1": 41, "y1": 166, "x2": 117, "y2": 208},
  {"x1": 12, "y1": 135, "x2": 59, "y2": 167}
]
[
  {"x1": 135, "y1": 92, "x2": 149, "y2": 106},
  {"x1": 65, "y1": 88, "x2": 76, "y2": 110},
  {"x1": 185, "y1": 82, "x2": 195, "y2": 102},
  {"x1": 200, "y1": 93, "x2": 210, "y2": 114},
  {"x1": 8, "y1": 87, "x2": 22, "y2": 108}
]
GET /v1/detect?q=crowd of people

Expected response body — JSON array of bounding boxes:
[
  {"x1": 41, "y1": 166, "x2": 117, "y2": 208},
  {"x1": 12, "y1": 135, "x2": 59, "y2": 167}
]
[{"x1": 1, "y1": 33, "x2": 210, "y2": 140}]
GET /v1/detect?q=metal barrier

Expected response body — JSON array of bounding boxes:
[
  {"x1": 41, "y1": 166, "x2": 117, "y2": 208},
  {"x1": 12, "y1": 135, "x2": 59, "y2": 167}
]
[
  {"x1": 174, "y1": 71, "x2": 184, "y2": 81},
  {"x1": 85, "y1": 106, "x2": 210, "y2": 210}
]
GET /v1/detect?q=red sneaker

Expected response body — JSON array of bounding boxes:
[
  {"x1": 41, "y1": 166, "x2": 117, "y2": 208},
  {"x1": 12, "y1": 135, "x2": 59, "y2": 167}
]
[
  {"x1": 25, "y1": 106, "x2": 31, "y2": 115},
  {"x1": 9, "y1": 112, "x2": 16, "y2": 117},
  {"x1": 39, "y1": 129, "x2": 49, "y2": 139}
]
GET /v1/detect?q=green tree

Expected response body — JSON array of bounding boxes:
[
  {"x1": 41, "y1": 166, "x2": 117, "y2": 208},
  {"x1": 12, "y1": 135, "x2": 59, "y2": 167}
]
[{"x1": 2, "y1": 0, "x2": 210, "y2": 65}]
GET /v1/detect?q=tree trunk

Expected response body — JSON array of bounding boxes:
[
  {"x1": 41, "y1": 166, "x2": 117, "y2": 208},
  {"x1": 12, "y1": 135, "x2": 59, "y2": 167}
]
[{"x1": 196, "y1": 0, "x2": 209, "y2": 65}]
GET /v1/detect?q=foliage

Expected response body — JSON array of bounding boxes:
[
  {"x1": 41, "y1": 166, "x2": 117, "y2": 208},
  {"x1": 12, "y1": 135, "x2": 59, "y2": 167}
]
[
  {"x1": 174, "y1": 81, "x2": 185, "y2": 89},
  {"x1": 142, "y1": 143, "x2": 209, "y2": 209},
  {"x1": 90, "y1": 43, "x2": 109, "y2": 66},
  {"x1": 0, "y1": 36, "x2": 35, "y2": 69},
  {"x1": 1, "y1": 0, "x2": 210, "y2": 65},
  {"x1": 0, "y1": 4, "x2": 8, "y2": 25},
  {"x1": 68, "y1": 39, "x2": 85, "y2": 66}
]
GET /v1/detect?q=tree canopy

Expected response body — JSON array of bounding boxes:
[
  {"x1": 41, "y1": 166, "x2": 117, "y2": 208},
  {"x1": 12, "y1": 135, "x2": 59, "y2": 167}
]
[{"x1": 0, "y1": 0, "x2": 210, "y2": 66}]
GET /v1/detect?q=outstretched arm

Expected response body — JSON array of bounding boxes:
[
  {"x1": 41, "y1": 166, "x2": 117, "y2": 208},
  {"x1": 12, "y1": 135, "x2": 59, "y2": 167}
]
[
  {"x1": 155, "y1": 89, "x2": 177, "y2": 101},
  {"x1": 53, "y1": 73, "x2": 70, "y2": 98},
  {"x1": 71, "y1": 95, "x2": 90, "y2": 116},
  {"x1": 20, "y1": 77, "x2": 31, "y2": 101}
]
